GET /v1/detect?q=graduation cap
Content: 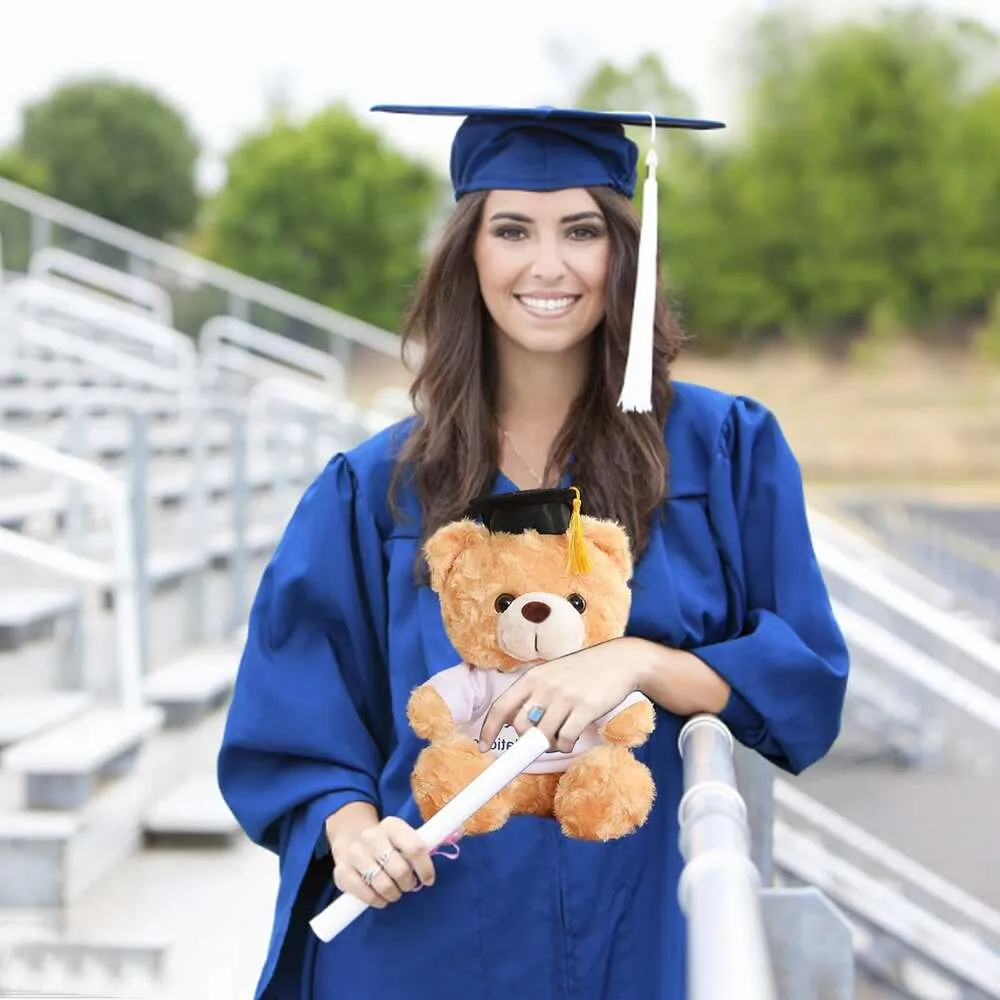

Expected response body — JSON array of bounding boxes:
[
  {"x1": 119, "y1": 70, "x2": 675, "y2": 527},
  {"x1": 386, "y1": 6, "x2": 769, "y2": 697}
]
[
  {"x1": 372, "y1": 103, "x2": 726, "y2": 413},
  {"x1": 467, "y1": 485, "x2": 592, "y2": 575}
]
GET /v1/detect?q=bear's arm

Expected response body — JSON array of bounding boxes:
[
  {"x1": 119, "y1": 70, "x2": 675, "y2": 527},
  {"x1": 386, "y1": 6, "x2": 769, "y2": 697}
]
[
  {"x1": 406, "y1": 664, "x2": 478, "y2": 741},
  {"x1": 596, "y1": 692, "x2": 656, "y2": 747}
]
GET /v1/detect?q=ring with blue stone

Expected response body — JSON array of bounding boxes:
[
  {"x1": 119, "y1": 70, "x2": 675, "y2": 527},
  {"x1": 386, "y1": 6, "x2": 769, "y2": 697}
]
[{"x1": 526, "y1": 705, "x2": 546, "y2": 725}]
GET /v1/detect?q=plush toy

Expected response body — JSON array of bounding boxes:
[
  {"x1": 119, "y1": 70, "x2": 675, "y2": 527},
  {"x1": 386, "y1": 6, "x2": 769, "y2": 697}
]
[{"x1": 406, "y1": 486, "x2": 656, "y2": 842}]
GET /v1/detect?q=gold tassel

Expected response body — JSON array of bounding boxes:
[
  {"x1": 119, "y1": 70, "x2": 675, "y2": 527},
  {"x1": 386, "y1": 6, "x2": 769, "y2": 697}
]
[{"x1": 566, "y1": 486, "x2": 591, "y2": 576}]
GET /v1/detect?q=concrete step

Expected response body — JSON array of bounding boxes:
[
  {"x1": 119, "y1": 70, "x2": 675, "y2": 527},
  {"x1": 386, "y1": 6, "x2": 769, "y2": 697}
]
[
  {"x1": 0, "y1": 586, "x2": 79, "y2": 652},
  {"x1": 143, "y1": 775, "x2": 240, "y2": 846},
  {"x1": 0, "y1": 486, "x2": 64, "y2": 531},
  {"x1": 0, "y1": 935, "x2": 165, "y2": 997},
  {"x1": 0, "y1": 699, "x2": 228, "y2": 910},
  {"x1": 0, "y1": 691, "x2": 92, "y2": 750},
  {"x1": 2, "y1": 705, "x2": 164, "y2": 810},
  {"x1": 142, "y1": 642, "x2": 241, "y2": 728}
]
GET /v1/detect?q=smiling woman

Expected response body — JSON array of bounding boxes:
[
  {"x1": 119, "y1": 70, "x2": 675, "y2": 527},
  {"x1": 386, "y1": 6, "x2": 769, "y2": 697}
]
[{"x1": 217, "y1": 103, "x2": 850, "y2": 1000}]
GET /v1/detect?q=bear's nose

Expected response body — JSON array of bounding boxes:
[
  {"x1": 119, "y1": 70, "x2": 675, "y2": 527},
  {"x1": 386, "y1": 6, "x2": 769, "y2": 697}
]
[{"x1": 521, "y1": 601, "x2": 551, "y2": 624}]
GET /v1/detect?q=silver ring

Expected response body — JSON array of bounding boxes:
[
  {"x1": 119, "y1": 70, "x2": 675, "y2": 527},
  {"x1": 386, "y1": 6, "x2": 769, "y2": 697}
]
[
  {"x1": 527, "y1": 704, "x2": 546, "y2": 725},
  {"x1": 361, "y1": 866, "x2": 380, "y2": 887}
]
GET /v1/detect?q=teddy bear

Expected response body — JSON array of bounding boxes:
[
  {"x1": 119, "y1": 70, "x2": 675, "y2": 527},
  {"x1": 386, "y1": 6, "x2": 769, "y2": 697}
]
[{"x1": 405, "y1": 487, "x2": 656, "y2": 842}]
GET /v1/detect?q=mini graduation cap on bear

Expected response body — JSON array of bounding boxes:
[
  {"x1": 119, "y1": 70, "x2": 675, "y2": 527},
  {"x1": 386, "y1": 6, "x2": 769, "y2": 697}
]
[
  {"x1": 372, "y1": 103, "x2": 726, "y2": 413},
  {"x1": 467, "y1": 486, "x2": 593, "y2": 576}
]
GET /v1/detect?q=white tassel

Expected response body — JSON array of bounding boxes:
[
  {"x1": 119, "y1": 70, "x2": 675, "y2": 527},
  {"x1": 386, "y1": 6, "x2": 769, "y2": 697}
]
[{"x1": 618, "y1": 143, "x2": 659, "y2": 414}]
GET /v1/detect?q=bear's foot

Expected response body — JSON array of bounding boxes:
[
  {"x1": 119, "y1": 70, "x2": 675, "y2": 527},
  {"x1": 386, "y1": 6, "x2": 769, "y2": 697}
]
[
  {"x1": 412, "y1": 739, "x2": 512, "y2": 835},
  {"x1": 553, "y1": 745, "x2": 655, "y2": 841}
]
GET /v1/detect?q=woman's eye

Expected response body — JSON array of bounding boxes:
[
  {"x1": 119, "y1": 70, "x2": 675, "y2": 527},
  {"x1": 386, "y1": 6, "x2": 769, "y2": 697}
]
[
  {"x1": 493, "y1": 227, "x2": 526, "y2": 241},
  {"x1": 495, "y1": 594, "x2": 515, "y2": 612},
  {"x1": 568, "y1": 593, "x2": 587, "y2": 613}
]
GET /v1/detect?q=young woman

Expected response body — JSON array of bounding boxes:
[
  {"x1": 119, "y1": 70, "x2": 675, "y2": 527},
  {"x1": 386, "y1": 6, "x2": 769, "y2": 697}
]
[{"x1": 217, "y1": 104, "x2": 850, "y2": 1000}]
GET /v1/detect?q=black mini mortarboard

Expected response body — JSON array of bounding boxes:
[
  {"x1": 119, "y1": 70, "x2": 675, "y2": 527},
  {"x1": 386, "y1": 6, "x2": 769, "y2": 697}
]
[
  {"x1": 371, "y1": 103, "x2": 726, "y2": 416},
  {"x1": 467, "y1": 486, "x2": 592, "y2": 575}
]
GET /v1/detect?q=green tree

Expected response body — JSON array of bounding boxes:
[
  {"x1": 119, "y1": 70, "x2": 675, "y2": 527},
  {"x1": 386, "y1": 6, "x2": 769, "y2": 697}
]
[
  {"x1": 662, "y1": 8, "x2": 1000, "y2": 350},
  {"x1": 202, "y1": 103, "x2": 441, "y2": 332},
  {"x1": 944, "y1": 81, "x2": 1000, "y2": 316},
  {"x1": 19, "y1": 76, "x2": 200, "y2": 239},
  {"x1": 570, "y1": 51, "x2": 742, "y2": 349},
  {"x1": 0, "y1": 149, "x2": 48, "y2": 191}
]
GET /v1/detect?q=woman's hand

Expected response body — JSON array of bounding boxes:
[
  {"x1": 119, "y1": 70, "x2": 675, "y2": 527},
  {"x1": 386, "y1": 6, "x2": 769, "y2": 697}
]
[
  {"x1": 478, "y1": 637, "x2": 645, "y2": 754},
  {"x1": 326, "y1": 804, "x2": 436, "y2": 908}
]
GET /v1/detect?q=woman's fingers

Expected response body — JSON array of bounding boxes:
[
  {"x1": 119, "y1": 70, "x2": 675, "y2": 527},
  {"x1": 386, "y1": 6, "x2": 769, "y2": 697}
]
[
  {"x1": 478, "y1": 685, "x2": 529, "y2": 749},
  {"x1": 332, "y1": 818, "x2": 437, "y2": 906},
  {"x1": 513, "y1": 698, "x2": 571, "y2": 748},
  {"x1": 383, "y1": 817, "x2": 437, "y2": 888},
  {"x1": 551, "y1": 706, "x2": 596, "y2": 754}
]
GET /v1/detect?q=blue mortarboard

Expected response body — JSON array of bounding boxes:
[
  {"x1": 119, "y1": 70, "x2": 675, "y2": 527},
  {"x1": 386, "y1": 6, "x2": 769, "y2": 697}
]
[
  {"x1": 371, "y1": 104, "x2": 726, "y2": 413},
  {"x1": 371, "y1": 105, "x2": 724, "y2": 200}
]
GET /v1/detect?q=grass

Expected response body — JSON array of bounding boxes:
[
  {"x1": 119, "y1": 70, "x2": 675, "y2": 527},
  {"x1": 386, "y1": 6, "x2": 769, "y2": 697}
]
[{"x1": 674, "y1": 340, "x2": 1000, "y2": 496}]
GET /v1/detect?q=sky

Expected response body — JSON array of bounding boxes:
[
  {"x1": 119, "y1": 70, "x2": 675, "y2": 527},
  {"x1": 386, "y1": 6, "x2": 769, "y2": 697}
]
[{"x1": 2, "y1": 0, "x2": 999, "y2": 189}]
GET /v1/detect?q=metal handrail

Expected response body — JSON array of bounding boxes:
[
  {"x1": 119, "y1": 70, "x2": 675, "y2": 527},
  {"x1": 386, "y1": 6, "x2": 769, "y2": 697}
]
[
  {"x1": 677, "y1": 715, "x2": 776, "y2": 1000},
  {"x1": 9, "y1": 316, "x2": 192, "y2": 392},
  {"x1": 809, "y1": 506, "x2": 960, "y2": 608},
  {"x1": 814, "y1": 533, "x2": 1000, "y2": 679},
  {"x1": 28, "y1": 247, "x2": 174, "y2": 325},
  {"x1": 774, "y1": 780, "x2": 1000, "y2": 942},
  {"x1": 835, "y1": 601, "x2": 1000, "y2": 731},
  {"x1": 0, "y1": 174, "x2": 403, "y2": 358},
  {"x1": 200, "y1": 316, "x2": 347, "y2": 396},
  {"x1": 775, "y1": 822, "x2": 1000, "y2": 997},
  {"x1": 0, "y1": 428, "x2": 143, "y2": 710},
  {"x1": 4, "y1": 277, "x2": 197, "y2": 372}
]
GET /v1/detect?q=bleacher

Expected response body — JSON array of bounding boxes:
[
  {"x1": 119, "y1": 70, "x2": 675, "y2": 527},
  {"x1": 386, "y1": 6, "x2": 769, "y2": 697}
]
[{"x1": 1, "y1": 175, "x2": 999, "y2": 1000}]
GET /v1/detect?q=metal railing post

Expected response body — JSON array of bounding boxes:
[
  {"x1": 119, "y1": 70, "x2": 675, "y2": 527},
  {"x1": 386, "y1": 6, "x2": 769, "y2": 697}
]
[
  {"x1": 678, "y1": 715, "x2": 777, "y2": 1000},
  {"x1": 128, "y1": 409, "x2": 151, "y2": 680},
  {"x1": 229, "y1": 408, "x2": 249, "y2": 636},
  {"x1": 61, "y1": 398, "x2": 89, "y2": 690}
]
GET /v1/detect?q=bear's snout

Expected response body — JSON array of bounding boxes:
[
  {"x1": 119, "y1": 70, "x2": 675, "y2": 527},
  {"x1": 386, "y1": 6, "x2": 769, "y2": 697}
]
[{"x1": 521, "y1": 601, "x2": 551, "y2": 624}]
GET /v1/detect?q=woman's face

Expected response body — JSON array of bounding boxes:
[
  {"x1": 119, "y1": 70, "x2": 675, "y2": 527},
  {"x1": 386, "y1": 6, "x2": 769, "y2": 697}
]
[{"x1": 472, "y1": 187, "x2": 609, "y2": 357}]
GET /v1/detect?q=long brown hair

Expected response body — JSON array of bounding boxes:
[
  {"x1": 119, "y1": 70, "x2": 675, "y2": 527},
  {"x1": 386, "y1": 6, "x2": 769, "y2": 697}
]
[{"x1": 389, "y1": 185, "x2": 686, "y2": 563}]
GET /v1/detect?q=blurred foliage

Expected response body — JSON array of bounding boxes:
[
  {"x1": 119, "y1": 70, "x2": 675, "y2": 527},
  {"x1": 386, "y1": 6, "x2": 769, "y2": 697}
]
[
  {"x1": 18, "y1": 76, "x2": 201, "y2": 240},
  {"x1": 575, "y1": 8, "x2": 1000, "y2": 354},
  {"x1": 1, "y1": 7, "x2": 998, "y2": 354},
  {"x1": 197, "y1": 103, "x2": 441, "y2": 332},
  {"x1": 0, "y1": 149, "x2": 49, "y2": 192}
]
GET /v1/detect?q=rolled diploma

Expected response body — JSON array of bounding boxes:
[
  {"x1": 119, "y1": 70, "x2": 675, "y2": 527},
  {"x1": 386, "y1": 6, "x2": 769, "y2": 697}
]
[{"x1": 308, "y1": 725, "x2": 551, "y2": 943}]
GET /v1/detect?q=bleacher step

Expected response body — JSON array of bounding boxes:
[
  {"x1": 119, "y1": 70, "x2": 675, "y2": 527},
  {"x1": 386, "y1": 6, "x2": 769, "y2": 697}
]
[
  {"x1": 142, "y1": 642, "x2": 241, "y2": 728},
  {"x1": 0, "y1": 691, "x2": 92, "y2": 749},
  {"x1": 2, "y1": 705, "x2": 164, "y2": 809},
  {"x1": 0, "y1": 586, "x2": 79, "y2": 651},
  {"x1": 0, "y1": 938, "x2": 165, "y2": 998},
  {"x1": 143, "y1": 775, "x2": 240, "y2": 845}
]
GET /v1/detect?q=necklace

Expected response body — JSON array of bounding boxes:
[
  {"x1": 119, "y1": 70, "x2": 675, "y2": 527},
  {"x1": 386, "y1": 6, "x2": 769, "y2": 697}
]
[{"x1": 501, "y1": 428, "x2": 544, "y2": 488}]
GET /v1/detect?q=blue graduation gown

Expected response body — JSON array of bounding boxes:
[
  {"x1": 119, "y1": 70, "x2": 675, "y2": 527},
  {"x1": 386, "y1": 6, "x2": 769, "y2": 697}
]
[{"x1": 216, "y1": 382, "x2": 849, "y2": 1000}]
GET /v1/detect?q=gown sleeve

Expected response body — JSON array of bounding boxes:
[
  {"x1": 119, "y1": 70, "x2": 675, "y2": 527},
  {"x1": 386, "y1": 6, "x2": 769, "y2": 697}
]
[
  {"x1": 217, "y1": 452, "x2": 389, "y2": 864},
  {"x1": 688, "y1": 396, "x2": 850, "y2": 775}
]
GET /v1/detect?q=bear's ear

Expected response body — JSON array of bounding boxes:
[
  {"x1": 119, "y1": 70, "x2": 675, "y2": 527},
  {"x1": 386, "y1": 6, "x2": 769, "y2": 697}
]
[
  {"x1": 583, "y1": 519, "x2": 633, "y2": 581},
  {"x1": 424, "y1": 519, "x2": 488, "y2": 593}
]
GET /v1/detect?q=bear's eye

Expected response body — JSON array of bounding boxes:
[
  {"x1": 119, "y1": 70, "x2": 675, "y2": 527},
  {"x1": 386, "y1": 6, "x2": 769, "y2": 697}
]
[
  {"x1": 568, "y1": 593, "x2": 587, "y2": 614},
  {"x1": 494, "y1": 594, "x2": 515, "y2": 613}
]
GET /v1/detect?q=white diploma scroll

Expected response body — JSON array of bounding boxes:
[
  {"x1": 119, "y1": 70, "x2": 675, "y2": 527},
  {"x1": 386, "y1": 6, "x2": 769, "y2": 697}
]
[{"x1": 309, "y1": 726, "x2": 551, "y2": 943}]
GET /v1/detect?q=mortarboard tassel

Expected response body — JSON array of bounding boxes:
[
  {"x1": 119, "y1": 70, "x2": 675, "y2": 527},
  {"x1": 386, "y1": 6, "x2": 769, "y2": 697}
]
[
  {"x1": 566, "y1": 487, "x2": 592, "y2": 576},
  {"x1": 618, "y1": 120, "x2": 659, "y2": 414}
]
